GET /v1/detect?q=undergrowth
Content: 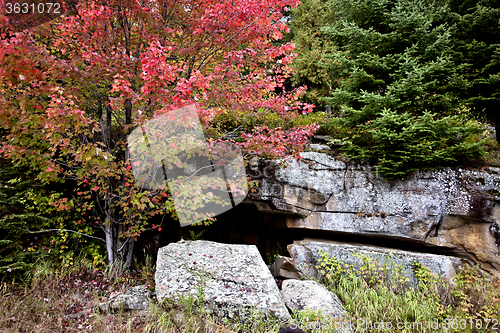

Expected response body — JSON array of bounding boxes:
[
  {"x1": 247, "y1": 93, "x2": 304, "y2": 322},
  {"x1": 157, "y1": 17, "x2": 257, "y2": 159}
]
[
  {"x1": 317, "y1": 250, "x2": 500, "y2": 332},
  {"x1": 1, "y1": 251, "x2": 499, "y2": 332}
]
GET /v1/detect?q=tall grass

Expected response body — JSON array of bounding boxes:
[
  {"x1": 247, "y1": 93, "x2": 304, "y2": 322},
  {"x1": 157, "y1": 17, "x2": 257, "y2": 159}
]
[
  {"x1": 0, "y1": 256, "x2": 286, "y2": 332},
  {"x1": 317, "y1": 250, "x2": 500, "y2": 332},
  {"x1": 1, "y1": 252, "x2": 499, "y2": 332}
]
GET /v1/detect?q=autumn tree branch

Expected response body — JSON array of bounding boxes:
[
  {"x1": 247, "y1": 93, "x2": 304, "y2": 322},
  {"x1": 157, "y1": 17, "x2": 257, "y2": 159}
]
[{"x1": 25, "y1": 228, "x2": 106, "y2": 242}]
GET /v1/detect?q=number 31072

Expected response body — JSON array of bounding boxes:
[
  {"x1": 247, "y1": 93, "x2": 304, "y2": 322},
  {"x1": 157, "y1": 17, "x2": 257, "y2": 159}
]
[{"x1": 5, "y1": 2, "x2": 61, "y2": 14}]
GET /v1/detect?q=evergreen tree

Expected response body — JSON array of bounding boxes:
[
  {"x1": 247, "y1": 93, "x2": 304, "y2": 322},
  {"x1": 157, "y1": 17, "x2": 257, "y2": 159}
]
[
  {"x1": 290, "y1": 0, "x2": 500, "y2": 141},
  {"x1": 0, "y1": 158, "x2": 50, "y2": 278},
  {"x1": 289, "y1": 0, "x2": 488, "y2": 177},
  {"x1": 288, "y1": 0, "x2": 336, "y2": 110},
  {"x1": 320, "y1": 0, "x2": 461, "y2": 120},
  {"x1": 448, "y1": 0, "x2": 500, "y2": 141}
]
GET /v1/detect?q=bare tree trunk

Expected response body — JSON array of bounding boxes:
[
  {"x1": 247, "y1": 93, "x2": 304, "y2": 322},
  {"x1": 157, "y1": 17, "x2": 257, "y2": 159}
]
[
  {"x1": 105, "y1": 221, "x2": 117, "y2": 264},
  {"x1": 105, "y1": 216, "x2": 135, "y2": 268},
  {"x1": 99, "y1": 93, "x2": 136, "y2": 269}
]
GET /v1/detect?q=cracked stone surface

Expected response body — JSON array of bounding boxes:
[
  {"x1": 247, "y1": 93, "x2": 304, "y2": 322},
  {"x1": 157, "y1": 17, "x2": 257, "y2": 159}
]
[
  {"x1": 155, "y1": 240, "x2": 291, "y2": 322},
  {"x1": 251, "y1": 152, "x2": 500, "y2": 276}
]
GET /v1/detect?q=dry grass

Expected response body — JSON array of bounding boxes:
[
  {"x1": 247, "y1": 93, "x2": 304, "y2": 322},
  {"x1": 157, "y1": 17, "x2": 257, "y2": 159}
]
[
  {"x1": 0, "y1": 259, "x2": 283, "y2": 333},
  {"x1": 0, "y1": 261, "x2": 150, "y2": 332},
  {"x1": 5, "y1": 255, "x2": 499, "y2": 333}
]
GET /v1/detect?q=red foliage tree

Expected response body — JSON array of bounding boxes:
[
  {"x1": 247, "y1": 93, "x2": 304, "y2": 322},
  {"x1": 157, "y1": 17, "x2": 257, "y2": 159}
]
[{"x1": 0, "y1": 0, "x2": 318, "y2": 266}]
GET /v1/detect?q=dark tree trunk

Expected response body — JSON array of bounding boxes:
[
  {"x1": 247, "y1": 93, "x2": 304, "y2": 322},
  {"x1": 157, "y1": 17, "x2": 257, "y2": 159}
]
[
  {"x1": 495, "y1": 121, "x2": 499, "y2": 143},
  {"x1": 125, "y1": 98, "x2": 132, "y2": 134}
]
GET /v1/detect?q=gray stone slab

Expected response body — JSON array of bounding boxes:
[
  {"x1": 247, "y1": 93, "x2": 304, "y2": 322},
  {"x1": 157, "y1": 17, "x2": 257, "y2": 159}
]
[
  {"x1": 155, "y1": 240, "x2": 290, "y2": 321},
  {"x1": 288, "y1": 238, "x2": 467, "y2": 286}
]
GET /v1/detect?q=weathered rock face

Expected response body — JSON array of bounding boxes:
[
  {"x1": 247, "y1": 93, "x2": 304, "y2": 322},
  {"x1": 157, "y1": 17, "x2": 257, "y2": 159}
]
[
  {"x1": 249, "y1": 151, "x2": 500, "y2": 276},
  {"x1": 155, "y1": 240, "x2": 290, "y2": 321}
]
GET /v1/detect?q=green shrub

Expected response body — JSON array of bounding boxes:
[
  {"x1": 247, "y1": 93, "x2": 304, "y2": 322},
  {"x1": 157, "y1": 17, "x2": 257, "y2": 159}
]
[
  {"x1": 317, "y1": 250, "x2": 439, "y2": 331},
  {"x1": 0, "y1": 158, "x2": 51, "y2": 280},
  {"x1": 332, "y1": 109, "x2": 487, "y2": 179},
  {"x1": 451, "y1": 265, "x2": 500, "y2": 322},
  {"x1": 0, "y1": 158, "x2": 106, "y2": 282},
  {"x1": 209, "y1": 109, "x2": 327, "y2": 140}
]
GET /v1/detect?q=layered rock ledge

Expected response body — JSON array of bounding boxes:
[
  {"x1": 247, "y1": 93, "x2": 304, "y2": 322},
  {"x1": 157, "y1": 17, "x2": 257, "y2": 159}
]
[{"x1": 248, "y1": 151, "x2": 500, "y2": 276}]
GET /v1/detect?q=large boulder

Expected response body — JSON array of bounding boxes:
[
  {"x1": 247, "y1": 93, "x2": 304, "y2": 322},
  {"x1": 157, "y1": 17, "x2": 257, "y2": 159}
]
[
  {"x1": 155, "y1": 240, "x2": 290, "y2": 321},
  {"x1": 288, "y1": 238, "x2": 467, "y2": 286},
  {"x1": 250, "y1": 151, "x2": 500, "y2": 276}
]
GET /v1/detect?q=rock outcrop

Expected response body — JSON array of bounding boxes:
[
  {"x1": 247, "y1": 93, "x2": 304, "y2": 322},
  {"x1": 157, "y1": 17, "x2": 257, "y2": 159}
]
[
  {"x1": 249, "y1": 149, "x2": 500, "y2": 276},
  {"x1": 145, "y1": 147, "x2": 500, "y2": 327},
  {"x1": 155, "y1": 240, "x2": 290, "y2": 321}
]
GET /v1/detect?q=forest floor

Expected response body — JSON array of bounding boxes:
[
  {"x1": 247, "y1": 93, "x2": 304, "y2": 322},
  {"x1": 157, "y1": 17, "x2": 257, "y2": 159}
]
[{"x1": 0, "y1": 262, "x2": 285, "y2": 333}]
